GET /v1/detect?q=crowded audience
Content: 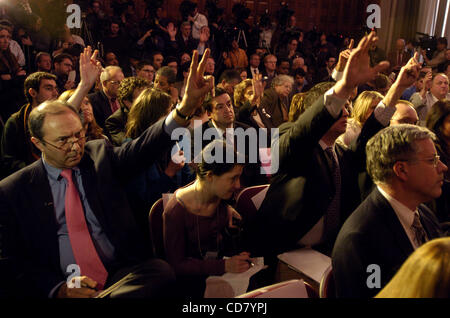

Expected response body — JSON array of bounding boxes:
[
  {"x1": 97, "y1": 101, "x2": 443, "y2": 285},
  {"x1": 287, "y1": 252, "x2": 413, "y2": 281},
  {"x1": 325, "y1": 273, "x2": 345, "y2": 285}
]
[{"x1": 0, "y1": 0, "x2": 449, "y2": 300}]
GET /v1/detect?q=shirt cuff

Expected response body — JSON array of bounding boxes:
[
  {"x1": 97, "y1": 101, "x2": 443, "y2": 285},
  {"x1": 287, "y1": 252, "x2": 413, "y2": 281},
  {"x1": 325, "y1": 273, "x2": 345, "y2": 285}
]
[
  {"x1": 332, "y1": 69, "x2": 343, "y2": 82},
  {"x1": 373, "y1": 101, "x2": 396, "y2": 127},
  {"x1": 164, "y1": 110, "x2": 180, "y2": 136},
  {"x1": 324, "y1": 87, "x2": 347, "y2": 118}
]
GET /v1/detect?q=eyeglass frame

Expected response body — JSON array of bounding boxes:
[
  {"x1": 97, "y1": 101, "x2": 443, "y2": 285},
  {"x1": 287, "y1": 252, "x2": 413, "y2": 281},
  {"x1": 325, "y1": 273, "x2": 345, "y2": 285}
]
[
  {"x1": 41, "y1": 129, "x2": 87, "y2": 152},
  {"x1": 398, "y1": 154, "x2": 442, "y2": 168}
]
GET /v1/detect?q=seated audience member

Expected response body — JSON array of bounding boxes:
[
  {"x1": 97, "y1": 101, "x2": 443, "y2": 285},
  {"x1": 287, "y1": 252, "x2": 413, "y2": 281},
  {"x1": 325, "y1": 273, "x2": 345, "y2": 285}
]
[
  {"x1": 332, "y1": 124, "x2": 446, "y2": 298},
  {"x1": 124, "y1": 87, "x2": 194, "y2": 235},
  {"x1": 258, "y1": 74, "x2": 294, "y2": 128},
  {"x1": 104, "y1": 52, "x2": 120, "y2": 67},
  {"x1": 136, "y1": 60, "x2": 155, "y2": 84},
  {"x1": 390, "y1": 101, "x2": 419, "y2": 125},
  {"x1": 191, "y1": 87, "x2": 267, "y2": 187},
  {"x1": 173, "y1": 62, "x2": 190, "y2": 101},
  {"x1": 35, "y1": 52, "x2": 52, "y2": 72},
  {"x1": 246, "y1": 32, "x2": 418, "y2": 267},
  {"x1": 88, "y1": 65, "x2": 125, "y2": 129},
  {"x1": 359, "y1": 73, "x2": 391, "y2": 96},
  {"x1": 247, "y1": 53, "x2": 261, "y2": 79},
  {"x1": 52, "y1": 53, "x2": 75, "y2": 93},
  {"x1": 401, "y1": 70, "x2": 428, "y2": 101},
  {"x1": 315, "y1": 55, "x2": 337, "y2": 84},
  {"x1": 165, "y1": 56, "x2": 178, "y2": 78},
  {"x1": 223, "y1": 39, "x2": 248, "y2": 70},
  {"x1": 288, "y1": 82, "x2": 335, "y2": 122},
  {"x1": 154, "y1": 66, "x2": 178, "y2": 106},
  {"x1": 338, "y1": 91, "x2": 384, "y2": 147},
  {"x1": 217, "y1": 69, "x2": 241, "y2": 98},
  {"x1": 151, "y1": 51, "x2": 164, "y2": 71},
  {"x1": 291, "y1": 67, "x2": 308, "y2": 95},
  {"x1": 233, "y1": 75, "x2": 269, "y2": 130},
  {"x1": 376, "y1": 237, "x2": 450, "y2": 298},
  {"x1": 387, "y1": 38, "x2": 410, "y2": 74},
  {"x1": 0, "y1": 22, "x2": 26, "y2": 120},
  {"x1": 175, "y1": 21, "x2": 197, "y2": 56},
  {"x1": 0, "y1": 49, "x2": 215, "y2": 298},
  {"x1": 237, "y1": 68, "x2": 247, "y2": 82},
  {"x1": 410, "y1": 73, "x2": 450, "y2": 126},
  {"x1": 59, "y1": 90, "x2": 106, "y2": 142},
  {"x1": 204, "y1": 57, "x2": 215, "y2": 77},
  {"x1": 261, "y1": 54, "x2": 277, "y2": 88},
  {"x1": 0, "y1": 20, "x2": 25, "y2": 69},
  {"x1": 425, "y1": 100, "x2": 450, "y2": 225},
  {"x1": 105, "y1": 77, "x2": 150, "y2": 146},
  {"x1": 1, "y1": 72, "x2": 58, "y2": 177},
  {"x1": 276, "y1": 57, "x2": 291, "y2": 76},
  {"x1": 163, "y1": 140, "x2": 253, "y2": 297}
]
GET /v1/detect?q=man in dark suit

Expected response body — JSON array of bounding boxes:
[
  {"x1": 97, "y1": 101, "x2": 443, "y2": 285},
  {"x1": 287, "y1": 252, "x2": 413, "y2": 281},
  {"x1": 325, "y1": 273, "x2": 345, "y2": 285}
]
[
  {"x1": 88, "y1": 66, "x2": 124, "y2": 130},
  {"x1": 247, "y1": 53, "x2": 261, "y2": 79},
  {"x1": 387, "y1": 38, "x2": 411, "y2": 75},
  {"x1": 189, "y1": 87, "x2": 268, "y2": 187},
  {"x1": 332, "y1": 124, "x2": 446, "y2": 298},
  {"x1": 0, "y1": 49, "x2": 215, "y2": 298},
  {"x1": 246, "y1": 31, "x2": 419, "y2": 262}
]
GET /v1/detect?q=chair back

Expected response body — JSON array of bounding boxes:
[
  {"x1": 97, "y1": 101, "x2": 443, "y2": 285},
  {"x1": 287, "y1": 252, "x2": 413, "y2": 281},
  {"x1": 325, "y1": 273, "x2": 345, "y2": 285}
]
[
  {"x1": 235, "y1": 184, "x2": 270, "y2": 224},
  {"x1": 148, "y1": 198, "x2": 165, "y2": 258},
  {"x1": 237, "y1": 279, "x2": 309, "y2": 298},
  {"x1": 319, "y1": 265, "x2": 335, "y2": 298}
]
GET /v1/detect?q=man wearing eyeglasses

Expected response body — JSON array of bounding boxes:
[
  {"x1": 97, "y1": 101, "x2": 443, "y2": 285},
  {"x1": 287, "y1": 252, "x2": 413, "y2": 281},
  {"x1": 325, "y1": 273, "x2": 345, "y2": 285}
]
[
  {"x1": 88, "y1": 66, "x2": 124, "y2": 129},
  {"x1": 332, "y1": 124, "x2": 446, "y2": 298},
  {"x1": 0, "y1": 49, "x2": 215, "y2": 298}
]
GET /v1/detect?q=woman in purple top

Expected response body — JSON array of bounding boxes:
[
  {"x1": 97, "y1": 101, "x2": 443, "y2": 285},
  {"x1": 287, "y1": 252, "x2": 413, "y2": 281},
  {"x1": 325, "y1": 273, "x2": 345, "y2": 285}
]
[{"x1": 163, "y1": 140, "x2": 253, "y2": 297}]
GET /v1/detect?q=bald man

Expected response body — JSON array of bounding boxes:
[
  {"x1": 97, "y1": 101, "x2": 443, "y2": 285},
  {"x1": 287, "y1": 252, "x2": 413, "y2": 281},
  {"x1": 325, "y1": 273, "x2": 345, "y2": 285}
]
[
  {"x1": 390, "y1": 101, "x2": 419, "y2": 125},
  {"x1": 388, "y1": 38, "x2": 410, "y2": 73}
]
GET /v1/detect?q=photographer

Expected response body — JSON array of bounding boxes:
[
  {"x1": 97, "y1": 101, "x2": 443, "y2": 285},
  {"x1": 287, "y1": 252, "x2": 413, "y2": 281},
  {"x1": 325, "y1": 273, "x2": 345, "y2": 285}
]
[{"x1": 422, "y1": 37, "x2": 447, "y2": 71}]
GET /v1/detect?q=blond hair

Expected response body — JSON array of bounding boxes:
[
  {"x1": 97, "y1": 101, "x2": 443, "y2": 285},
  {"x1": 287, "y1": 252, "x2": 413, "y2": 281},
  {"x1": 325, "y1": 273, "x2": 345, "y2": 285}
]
[
  {"x1": 351, "y1": 90, "x2": 383, "y2": 126},
  {"x1": 376, "y1": 237, "x2": 450, "y2": 298}
]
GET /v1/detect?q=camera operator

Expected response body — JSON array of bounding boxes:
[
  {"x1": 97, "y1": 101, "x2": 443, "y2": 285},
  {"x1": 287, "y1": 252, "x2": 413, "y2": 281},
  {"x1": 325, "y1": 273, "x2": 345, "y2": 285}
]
[{"x1": 422, "y1": 37, "x2": 447, "y2": 72}]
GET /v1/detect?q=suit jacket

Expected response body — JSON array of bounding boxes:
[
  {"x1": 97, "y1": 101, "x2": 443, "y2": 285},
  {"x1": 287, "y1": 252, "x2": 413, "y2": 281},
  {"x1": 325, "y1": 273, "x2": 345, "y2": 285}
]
[
  {"x1": 189, "y1": 120, "x2": 268, "y2": 187},
  {"x1": 104, "y1": 106, "x2": 129, "y2": 146},
  {"x1": 0, "y1": 118, "x2": 173, "y2": 298},
  {"x1": 387, "y1": 50, "x2": 410, "y2": 73},
  {"x1": 332, "y1": 188, "x2": 443, "y2": 298},
  {"x1": 246, "y1": 95, "x2": 384, "y2": 257},
  {"x1": 88, "y1": 90, "x2": 113, "y2": 130},
  {"x1": 259, "y1": 88, "x2": 288, "y2": 128}
]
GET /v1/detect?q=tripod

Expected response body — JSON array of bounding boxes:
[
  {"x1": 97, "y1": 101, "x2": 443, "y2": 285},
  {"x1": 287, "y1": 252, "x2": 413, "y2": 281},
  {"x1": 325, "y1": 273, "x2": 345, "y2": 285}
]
[{"x1": 237, "y1": 28, "x2": 248, "y2": 49}]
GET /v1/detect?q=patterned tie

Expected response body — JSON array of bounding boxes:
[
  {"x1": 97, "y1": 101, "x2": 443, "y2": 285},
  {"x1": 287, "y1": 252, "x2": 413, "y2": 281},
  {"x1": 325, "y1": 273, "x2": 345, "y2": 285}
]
[
  {"x1": 110, "y1": 98, "x2": 120, "y2": 113},
  {"x1": 60, "y1": 169, "x2": 108, "y2": 290},
  {"x1": 411, "y1": 211, "x2": 428, "y2": 247},
  {"x1": 323, "y1": 147, "x2": 341, "y2": 240}
]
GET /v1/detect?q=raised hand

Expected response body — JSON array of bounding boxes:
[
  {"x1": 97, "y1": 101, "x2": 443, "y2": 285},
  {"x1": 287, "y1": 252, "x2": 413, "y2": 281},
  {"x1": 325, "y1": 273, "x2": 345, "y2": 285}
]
[
  {"x1": 336, "y1": 31, "x2": 390, "y2": 99},
  {"x1": 395, "y1": 52, "x2": 421, "y2": 89},
  {"x1": 79, "y1": 46, "x2": 102, "y2": 89},
  {"x1": 251, "y1": 73, "x2": 264, "y2": 106},
  {"x1": 335, "y1": 38, "x2": 354, "y2": 72},
  {"x1": 179, "y1": 49, "x2": 214, "y2": 116},
  {"x1": 167, "y1": 23, "x2": 177, "y2": 40}
]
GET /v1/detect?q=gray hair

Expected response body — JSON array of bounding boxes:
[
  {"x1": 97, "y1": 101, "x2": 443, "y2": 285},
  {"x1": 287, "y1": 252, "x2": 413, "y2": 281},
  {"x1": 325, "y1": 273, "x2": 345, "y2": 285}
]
[
  {"x1": 272, "y1": 74, "x2": 294, "y2": 88},
  {"x1": 100, "y1": 65, "x2": 122, "y2": 83},
  {"x1": 366, "y1": 124, "x2": 436, "y2": 184},
  {"x1": 28, "y1": 100, "x2": 81, "y2": 141}
]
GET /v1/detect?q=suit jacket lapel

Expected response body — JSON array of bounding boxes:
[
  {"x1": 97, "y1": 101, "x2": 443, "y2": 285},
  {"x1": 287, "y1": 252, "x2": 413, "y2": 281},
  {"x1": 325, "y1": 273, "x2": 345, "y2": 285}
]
[
  {"x1": 28, "y1": 160, "x2": 60, "y2": 265},
  {"x1": 372, "y1": 188, "x2": 414, "y2": 257}
]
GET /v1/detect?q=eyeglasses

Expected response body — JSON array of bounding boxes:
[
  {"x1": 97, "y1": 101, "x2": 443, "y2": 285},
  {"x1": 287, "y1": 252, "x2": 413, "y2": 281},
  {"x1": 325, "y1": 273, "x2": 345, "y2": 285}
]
[
  {"x1": 401, "y1": 154, "x2": 441, "y2": 168},
  {"x1": 108, "y1": 80, "x2": 121, "y2": 85},
  {"x1": 42, "y1": 131, "x2": 86, "y2": 152}
]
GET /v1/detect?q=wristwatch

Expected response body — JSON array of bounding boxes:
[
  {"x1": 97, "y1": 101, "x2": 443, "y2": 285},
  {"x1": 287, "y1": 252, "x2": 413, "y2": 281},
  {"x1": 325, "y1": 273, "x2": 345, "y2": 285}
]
[{"x1": 175, "y1": 107, "x2": 193, "y2": 120}]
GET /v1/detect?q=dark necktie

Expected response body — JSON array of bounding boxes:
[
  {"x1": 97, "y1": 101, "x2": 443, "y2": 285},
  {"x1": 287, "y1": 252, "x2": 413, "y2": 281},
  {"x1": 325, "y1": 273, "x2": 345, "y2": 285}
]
[
  {"x1": 61, "y1": 169, "x2": 108, "y2": 290},
  {"x1": 411, "y1": 211, "x2": 428, "y2": 246},
  {"x1": 323, "y1": 147, "x2": 341, "y2": 240},
  {"x1": 110, "y1": 98, "x2": 119, "y2": 113}
]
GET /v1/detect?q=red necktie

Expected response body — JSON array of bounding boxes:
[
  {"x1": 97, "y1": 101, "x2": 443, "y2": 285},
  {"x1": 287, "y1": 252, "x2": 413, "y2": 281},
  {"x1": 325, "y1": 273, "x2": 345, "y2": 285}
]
[
  {"x1": 61, "y1": 169, "x2": 108, "y2": 290},
  {"x1": 110, "y1": 98, "x2": 120, "y2": 113}
]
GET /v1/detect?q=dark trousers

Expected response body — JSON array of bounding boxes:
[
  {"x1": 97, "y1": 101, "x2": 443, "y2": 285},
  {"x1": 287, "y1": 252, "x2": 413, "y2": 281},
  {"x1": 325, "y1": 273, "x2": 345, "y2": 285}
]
[{"x1": 104, "y1": 258, "x2": 175, "y2": 298}]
